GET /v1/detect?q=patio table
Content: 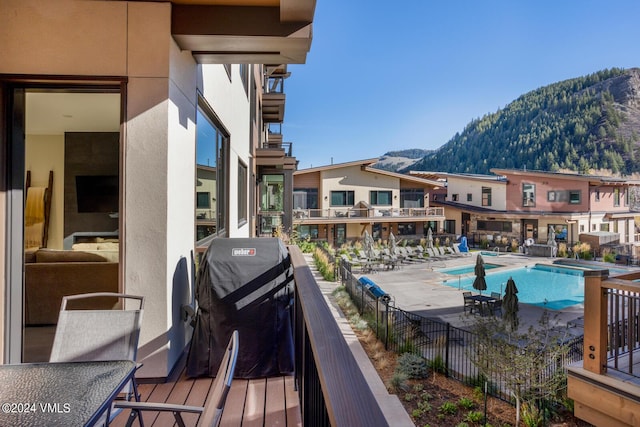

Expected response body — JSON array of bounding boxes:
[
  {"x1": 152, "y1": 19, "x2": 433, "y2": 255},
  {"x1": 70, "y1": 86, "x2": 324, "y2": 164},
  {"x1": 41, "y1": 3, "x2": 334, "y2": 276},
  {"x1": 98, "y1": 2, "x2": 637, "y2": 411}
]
[
  {"x1": 467, "y1": 294, "x2": 497, "y2": 316},
  {"x1": 0, "y1": 360, "x2": 136, "y2": 426}
]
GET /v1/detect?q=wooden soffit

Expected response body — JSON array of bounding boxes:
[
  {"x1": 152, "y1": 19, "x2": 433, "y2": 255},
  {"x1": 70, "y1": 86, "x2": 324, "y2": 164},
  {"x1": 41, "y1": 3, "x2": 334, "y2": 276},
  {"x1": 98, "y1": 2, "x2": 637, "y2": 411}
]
[{"x1": 170, "y1": 0, "x2": 315, "y2": 64}]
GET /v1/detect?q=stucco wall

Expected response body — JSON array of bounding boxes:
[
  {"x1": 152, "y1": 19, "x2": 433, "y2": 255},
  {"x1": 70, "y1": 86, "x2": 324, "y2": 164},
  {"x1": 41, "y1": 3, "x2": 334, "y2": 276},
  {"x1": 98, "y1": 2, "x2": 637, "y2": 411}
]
[
  {"x1": 320, "y1": 166, "x2": 399, "y2": 209},
  {"x1": 447, "y1": 177, "x2": 506, "y2": 210}
]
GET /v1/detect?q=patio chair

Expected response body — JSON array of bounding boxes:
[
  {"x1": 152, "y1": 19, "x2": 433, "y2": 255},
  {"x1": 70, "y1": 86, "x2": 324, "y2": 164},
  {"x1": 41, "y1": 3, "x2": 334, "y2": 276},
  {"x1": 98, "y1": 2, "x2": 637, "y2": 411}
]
[
  {"x1": 50, "y1": 292, "x2": 145, "y2": 425},
  {"x1": 489, "y1": 299, "x2": 503, "y2": 317},
  {"x1": 452, "y1": 244, "x2": 471, "y2": 257},
  {"x1": 115, "y1": 330, "x2": 239, "y2": 427},
  {"x1": 462, "y1": 291, "x2": 479, "y2": 314}
]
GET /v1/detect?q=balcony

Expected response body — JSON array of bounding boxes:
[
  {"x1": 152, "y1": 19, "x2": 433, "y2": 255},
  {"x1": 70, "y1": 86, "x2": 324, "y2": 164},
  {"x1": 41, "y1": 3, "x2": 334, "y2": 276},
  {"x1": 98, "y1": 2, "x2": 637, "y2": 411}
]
[
  {"x1": 112, "y1": 245, "x2": 405, "y2": 426},
  {"x1": 256, "y1": 141, "x2": 296, "y2": 169},
  {"x1": 292, "y1": 206, "x2": 446, "y2": 223},
  {"x1": 263, "y1": 74, "x2": 286, "y2": 123},
  {"x1": 567, "y1": 269, "x2": 640, "y2": 426}
]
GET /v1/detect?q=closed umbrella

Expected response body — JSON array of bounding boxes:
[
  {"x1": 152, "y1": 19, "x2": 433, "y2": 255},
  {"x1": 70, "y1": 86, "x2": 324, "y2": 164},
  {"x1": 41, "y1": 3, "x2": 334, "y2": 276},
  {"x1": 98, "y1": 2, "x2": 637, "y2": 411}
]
[
  {"x1": 389, "y1": 232, "x2": 397, "y2": 255},
  {"x1": 472, "y1": 254, "x2": 487, "y2": 295},
  {"x1": 426, "y1": 228, "x2": 434, "y2": 249},
  {"x1": 503, "y1": 276, "x2": 519, "y2": 331}
]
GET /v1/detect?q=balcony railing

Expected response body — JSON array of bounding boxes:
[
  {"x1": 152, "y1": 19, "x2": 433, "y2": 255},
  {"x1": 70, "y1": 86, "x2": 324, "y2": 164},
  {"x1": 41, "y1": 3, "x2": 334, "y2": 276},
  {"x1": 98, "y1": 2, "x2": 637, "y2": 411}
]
[
  {"x1": 261, "y1": 141, "x2": 293, "y2": 157},
  {"x1": 264, "y1": 75, "x2": 285, "y2": 94},
  {"x1": 289, "y1": 246, "x2": 390, "y2": 426},
  {"x1": 567, "y1": 269, "x2": 640, "y2": 425},
  {"x1": 293, "y1": 207, "x2": 445, "y2": 220}
]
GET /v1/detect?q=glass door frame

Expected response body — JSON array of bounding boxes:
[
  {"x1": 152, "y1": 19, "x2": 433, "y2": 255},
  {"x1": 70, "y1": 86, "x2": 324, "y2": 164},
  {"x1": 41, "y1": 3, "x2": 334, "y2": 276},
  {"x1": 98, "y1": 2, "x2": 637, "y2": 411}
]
[{"x1": 2, "y1": 79, "x2": 125, "y2": 363}]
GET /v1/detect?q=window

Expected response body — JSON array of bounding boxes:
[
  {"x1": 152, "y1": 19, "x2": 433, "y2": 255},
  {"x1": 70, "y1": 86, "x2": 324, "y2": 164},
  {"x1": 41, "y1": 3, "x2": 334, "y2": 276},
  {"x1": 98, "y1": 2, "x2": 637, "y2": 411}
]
[
  {"x1": 444, "y1": 220, "x2": 456, "y2": 234},
  {"x1": 467, "y1": 193, "x2": 472, "y2": 202},
  {"x1": 196, "y1": 192, "x2": 210, "y2": 209},
  {"x1": 397, "y1": 223, "x2": 416, "y2": 236},
  {"x1": 400, "y1": 189, "x2": 424, "y2": 208},
  {"x1": 293, "y1": 188, "x2": 318, "y2": 210},
  {"x1": 523, "y1": 184, "x2": 535, "y2": 207},
  {"x1": 595, "y1": 189, "x2": 600, "y2": 201},
  {"x1": 331, "y1": 191, "x2": 354, "y2": 206},
  {"x1": 452, "y1": 194, "x2": 459, "y2": 202},
  {"x1": 482, "y1": 187, "x2": 492, "y2": 207},
  {"x1": 196, "y1": 102, "x2": 228, "y2": 241},
  {"x1": 296, "y1": 225, "x2": 319, "y2": 240},
  {"x1": 237, "y1": 161, "x2": 247, "y2": 225},
  {"x1": 600, "y1": 223, "x2": 610, "y2": 232},
  {"x1": 548, "y1": 224, "x2": 568, "y2": 240},
  {"x1": 614, "y1": 188, "x2": 620, "y2": 207},
  {"x1": 547, "y1": 191, "x2": 556, "y2": 202},
  {"x1": 239, "y1": 64, "x2": 249, "y2": 96},
  {"x1": 370, "y1": 190, "x2": 392, "y2": 205},
  {"x1": 569, "y1": 191, "x2": 581, "y2": 204},
  {"x1": 260, "y1": 174, "x2": 284, "y2": 211},
  {"x1": 625, "y1": 189, "x2": 630, "y2": 206}
]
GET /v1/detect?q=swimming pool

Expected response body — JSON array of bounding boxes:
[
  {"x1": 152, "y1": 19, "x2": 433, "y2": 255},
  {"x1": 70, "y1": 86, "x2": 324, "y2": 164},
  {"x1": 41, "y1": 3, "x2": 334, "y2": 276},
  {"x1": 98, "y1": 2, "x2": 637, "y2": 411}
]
[
  {"x1": 438, "y1": 263, "x2": 501, "y2": 275},
  {"x1": 442, "y1": 264, "x2": 584, "y2": 310}
]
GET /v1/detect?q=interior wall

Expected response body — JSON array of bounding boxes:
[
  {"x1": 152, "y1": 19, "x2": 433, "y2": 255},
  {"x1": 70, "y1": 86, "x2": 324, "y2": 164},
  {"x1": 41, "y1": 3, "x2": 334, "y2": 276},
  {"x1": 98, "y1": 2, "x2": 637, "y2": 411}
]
[
  {"x1": 25, "y1": 134, "x2": 64, "y2": 249},
  {"x1": 63, "y1": 132, "x2": 119, "y2": 237}
]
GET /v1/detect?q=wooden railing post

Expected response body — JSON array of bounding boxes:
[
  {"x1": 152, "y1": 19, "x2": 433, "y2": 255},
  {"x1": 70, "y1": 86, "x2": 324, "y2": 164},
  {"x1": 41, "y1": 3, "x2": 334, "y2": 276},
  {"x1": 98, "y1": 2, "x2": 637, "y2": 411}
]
[{"x1": 583, "y1": 269, "x2": 609, "y2": 374}]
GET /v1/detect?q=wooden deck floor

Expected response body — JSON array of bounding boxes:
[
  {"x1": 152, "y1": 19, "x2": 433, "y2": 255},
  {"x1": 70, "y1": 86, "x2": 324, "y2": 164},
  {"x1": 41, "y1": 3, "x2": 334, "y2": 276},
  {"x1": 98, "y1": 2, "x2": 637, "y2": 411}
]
[{"x1": 110, "y1": 362, "x2": 301, "y2": 427}]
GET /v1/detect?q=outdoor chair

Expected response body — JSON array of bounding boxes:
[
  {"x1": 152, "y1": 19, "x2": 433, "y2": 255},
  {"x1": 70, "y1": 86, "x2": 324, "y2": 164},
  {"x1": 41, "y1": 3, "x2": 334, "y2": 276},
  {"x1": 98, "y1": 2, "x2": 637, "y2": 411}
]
[
  {"x1": 115, "y1": 330, "x2": 239, "y2": 427},
  {"x1": 50, "y1": 292, "x2": 145, "y2": 426},
  {"x1": 491, "y1": 292, "x2": 501, "y2": 300},
  {"x1": 463, "y1": 291, "x2": 479, "y2": 314},
  {"x1": 489, "y1": 299, "x2": 503, "y2": 317},
  {"x1": 452, "y1": 244, "x2": 471, "y2": 257}
]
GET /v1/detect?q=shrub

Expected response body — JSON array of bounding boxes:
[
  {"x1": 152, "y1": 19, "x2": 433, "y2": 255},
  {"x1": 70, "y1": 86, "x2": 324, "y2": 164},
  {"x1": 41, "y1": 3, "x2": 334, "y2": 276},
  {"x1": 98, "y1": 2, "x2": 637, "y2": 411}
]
[
  {"x1": 387, "y1": 372, "x2": 408, "y2": 392},
  {"x1": 428, "y1": 354, "x2": 446, "y2": 374},
  {"x1": 458, "y1": 397, "x2": 475, "y2": 409},
  {"x1": 396, "y1": 353, "x2": 429, "y2": 379},
  {"x1": 464, "y1": 410, "x2": 484, "y2": 423},
  {"x1": 438, "y1": 401, "x2": 458, "y2": 415}
]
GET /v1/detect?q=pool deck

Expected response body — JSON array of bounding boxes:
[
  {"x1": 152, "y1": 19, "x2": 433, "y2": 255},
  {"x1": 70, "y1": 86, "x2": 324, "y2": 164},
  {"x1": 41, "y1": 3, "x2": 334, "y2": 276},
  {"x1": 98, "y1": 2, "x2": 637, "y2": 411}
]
[{"x1": 356, "y1": 252, "x2": 586, "y2": 333}]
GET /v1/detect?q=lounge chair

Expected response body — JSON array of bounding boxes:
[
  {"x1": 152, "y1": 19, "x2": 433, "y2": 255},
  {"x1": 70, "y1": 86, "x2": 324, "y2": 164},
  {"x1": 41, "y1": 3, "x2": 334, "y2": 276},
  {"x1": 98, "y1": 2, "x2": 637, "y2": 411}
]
[
  {"x1": 491, "y1": 292, "x2": 501, "y2": 300},
  {"x1": 425, "y1": 247, "x2": 446, "y2": 260},
  {"x1": 452, "y1": 244, "x2": 471, "y2": 257},
  {"x1": 50, "y1": 292, "x2": 145, "y2": 425},
  {"x1": 115, "y1": 330, "x2": 239, "y2": 427}
]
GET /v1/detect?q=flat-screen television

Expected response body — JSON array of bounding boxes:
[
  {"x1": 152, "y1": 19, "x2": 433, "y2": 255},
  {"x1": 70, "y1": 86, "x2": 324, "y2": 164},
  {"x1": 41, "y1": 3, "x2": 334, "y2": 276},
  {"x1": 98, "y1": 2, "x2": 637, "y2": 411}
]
[{"x1": 75, "y1": 175, "x2": 119, "y2": 213}]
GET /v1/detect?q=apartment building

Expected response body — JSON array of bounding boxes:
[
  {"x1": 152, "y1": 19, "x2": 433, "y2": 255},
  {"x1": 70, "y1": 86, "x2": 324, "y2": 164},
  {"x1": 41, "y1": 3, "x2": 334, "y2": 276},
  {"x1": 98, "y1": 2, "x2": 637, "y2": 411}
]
[
  {"x1": 0, "y1": 0, "x2": 316, "y2": 379},
  {"x1": 412, "y1": 169, "x2": 640, "y2": 248},
  {"x1": 293, "y1": 159, "x2": 446, "y2": 246}
]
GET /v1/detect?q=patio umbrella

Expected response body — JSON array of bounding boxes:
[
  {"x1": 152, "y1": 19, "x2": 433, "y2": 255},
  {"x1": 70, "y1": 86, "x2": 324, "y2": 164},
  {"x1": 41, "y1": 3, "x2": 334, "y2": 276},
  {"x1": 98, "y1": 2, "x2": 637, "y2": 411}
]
[
  {"x1": 503, "y1": 276, "x2": 519, "y2": 331},
  {"x1": 389, "y1": 232, "x2": 397, "y2": 255},
  {"x1": 547, "y1": 225, "x2": 556, "y2": 246},
  {"x1": 426, "y1": 228, "x2": 434, "y2": 249},
  {"x1": 472, "y1": 254, "x2": 487, "y2": 295},
  {"x1": 363, "y1": 230, "x2": 375, "y2": 258}
]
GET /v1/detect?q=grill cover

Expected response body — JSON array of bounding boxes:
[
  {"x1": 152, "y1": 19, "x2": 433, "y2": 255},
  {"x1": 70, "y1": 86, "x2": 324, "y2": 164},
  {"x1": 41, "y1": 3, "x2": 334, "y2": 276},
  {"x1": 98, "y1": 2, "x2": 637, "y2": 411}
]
[{"x1": 186, "y1": 238, "x2": 294, "y2": 378}]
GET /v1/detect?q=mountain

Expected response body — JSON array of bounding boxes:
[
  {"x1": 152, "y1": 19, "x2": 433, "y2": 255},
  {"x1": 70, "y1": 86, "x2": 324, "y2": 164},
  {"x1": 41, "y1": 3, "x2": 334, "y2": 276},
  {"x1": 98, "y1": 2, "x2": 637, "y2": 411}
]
[
  {"x1": 375, "y1": 149, "x2": 433, "y2": 171},
  {"x1": 402, "y1": 68, "x2": 640, "y2": 175}
]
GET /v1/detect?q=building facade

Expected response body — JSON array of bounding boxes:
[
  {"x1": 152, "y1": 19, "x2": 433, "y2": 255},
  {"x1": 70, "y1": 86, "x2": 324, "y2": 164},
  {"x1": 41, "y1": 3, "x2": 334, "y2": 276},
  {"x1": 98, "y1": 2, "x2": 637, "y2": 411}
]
[
  {"x1": 412, "y1": 169, "x2": 640, "y2": 250},
  {"x1": 0, "y1": 0, "x2": 316, "y2": 378},
  {"x1": 293, "y1": 160, "x2": 446, "y2": 246}
]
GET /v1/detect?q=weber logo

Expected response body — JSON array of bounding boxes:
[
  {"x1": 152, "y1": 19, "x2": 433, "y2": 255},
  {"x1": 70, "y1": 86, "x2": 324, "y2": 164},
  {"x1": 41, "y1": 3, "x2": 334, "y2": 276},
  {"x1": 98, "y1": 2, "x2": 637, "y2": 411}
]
[{"x1": 232, "y1": 248, "x2": 256, "y2": 256}]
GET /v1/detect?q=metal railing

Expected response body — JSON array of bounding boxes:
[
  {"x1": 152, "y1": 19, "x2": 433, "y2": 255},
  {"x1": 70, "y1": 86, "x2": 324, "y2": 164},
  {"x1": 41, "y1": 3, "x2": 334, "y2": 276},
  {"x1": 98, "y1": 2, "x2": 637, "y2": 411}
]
[
  {"x1": 339, "y1": 259, "x2": 584, "y2": 403},
  {"x1": 605, "y1": 284, "x2": 640, "y2": 378},
  {"x1": 261, "y1": 141, "x2": 293, "y2": 157},
  {"x1": 293, "y1": 207, "x2": 444, "y2": 221},
  {"x1": 289, "y1": 246, "x2": 388, "y2": 427}
]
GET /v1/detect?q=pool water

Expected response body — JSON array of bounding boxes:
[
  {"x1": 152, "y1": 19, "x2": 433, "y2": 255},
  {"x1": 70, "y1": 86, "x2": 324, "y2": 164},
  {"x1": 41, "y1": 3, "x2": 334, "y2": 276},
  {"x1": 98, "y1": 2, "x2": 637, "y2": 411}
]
[
  {"x1": 438, "y1": 263, "x2": 501, "y2": 276},
  {"x1": 442, "y1": 264, "x2": 584, "y2": 310}
]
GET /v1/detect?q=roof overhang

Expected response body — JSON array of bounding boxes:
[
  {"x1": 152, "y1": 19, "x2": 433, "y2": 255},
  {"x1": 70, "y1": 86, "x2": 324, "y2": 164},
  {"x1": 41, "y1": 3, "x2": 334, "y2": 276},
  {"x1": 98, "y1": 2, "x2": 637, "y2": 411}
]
[{"x1": 170, "y1": 1, "x2": 316, "y2": 64}]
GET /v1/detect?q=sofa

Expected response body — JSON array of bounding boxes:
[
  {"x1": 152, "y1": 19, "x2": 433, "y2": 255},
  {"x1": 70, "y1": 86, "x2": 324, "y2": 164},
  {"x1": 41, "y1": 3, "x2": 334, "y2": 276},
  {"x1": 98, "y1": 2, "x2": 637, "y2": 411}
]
[{"x1": 24, "y1": 249, "x2": 119, "y2": 325}]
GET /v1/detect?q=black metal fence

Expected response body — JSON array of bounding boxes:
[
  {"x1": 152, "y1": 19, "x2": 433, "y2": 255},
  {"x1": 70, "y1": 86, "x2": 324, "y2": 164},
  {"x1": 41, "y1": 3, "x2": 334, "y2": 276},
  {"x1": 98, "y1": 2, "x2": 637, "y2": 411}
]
[{"x1": 339, "y1": 259, "x2": 585, "y2": 403}]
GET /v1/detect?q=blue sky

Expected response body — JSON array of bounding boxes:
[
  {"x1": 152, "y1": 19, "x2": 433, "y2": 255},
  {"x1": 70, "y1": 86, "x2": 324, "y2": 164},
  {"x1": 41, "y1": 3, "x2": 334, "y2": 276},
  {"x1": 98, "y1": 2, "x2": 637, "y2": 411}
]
[{"x1": 285, "y1": 1, "x2": 640, "y2": 169}]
